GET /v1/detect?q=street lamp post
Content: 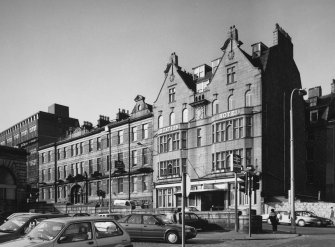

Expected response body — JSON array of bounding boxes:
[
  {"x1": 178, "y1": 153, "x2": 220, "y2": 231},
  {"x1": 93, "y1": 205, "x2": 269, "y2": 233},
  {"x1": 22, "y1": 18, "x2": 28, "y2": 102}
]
[
  {"x1": 105, "y1": 126, "x2": 112, "y2": 213},
  {"x1": 290, "y1": 88, "x2": 306, "y2": 233}
]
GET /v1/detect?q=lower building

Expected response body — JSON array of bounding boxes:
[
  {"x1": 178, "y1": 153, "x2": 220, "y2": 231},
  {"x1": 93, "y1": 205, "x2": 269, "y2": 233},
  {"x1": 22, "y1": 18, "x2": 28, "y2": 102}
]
[
  {"x1": 0, "y1": 146, "x2": 27, "y2": 212},
  {"x1": 37, "y1": 96, "x2": 154, "y2": 209},
  {"x1": 305, "y1": 82, "x2": 335, "y2": 201}
]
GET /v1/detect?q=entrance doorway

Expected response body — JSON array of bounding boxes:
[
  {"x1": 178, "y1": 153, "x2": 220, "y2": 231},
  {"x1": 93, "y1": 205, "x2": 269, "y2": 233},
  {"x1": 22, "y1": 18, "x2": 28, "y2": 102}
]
[{"x1": 70, "y1": 185, "x2": 83, "y2": 204}]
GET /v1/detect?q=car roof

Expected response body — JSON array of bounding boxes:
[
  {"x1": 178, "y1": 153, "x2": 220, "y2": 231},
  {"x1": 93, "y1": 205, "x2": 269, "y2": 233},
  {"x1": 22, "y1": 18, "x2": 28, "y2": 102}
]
[
  {"x1": 98, "y1": 213, "x2": 122, "y2": 215},
  {"x1": 44, "y1": 216, "x2": 117, "y2": 223},
  {"x1": 10, "y1": 213, "x2": 66, "y2": 219}
]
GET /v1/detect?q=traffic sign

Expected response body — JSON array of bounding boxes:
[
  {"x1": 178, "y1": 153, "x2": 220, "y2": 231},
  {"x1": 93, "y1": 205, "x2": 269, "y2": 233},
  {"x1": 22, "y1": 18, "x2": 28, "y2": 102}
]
[{"x1": 185, "y1": 174, "x2": 191, "y2": 197}]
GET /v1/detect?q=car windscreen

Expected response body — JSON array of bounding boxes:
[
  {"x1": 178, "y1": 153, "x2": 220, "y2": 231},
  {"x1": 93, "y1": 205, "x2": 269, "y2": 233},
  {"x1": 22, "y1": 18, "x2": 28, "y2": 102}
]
[
  {"x1": 0, "y1": 216, "x2": 30, "y2": 233},
  {"x1": 26, "y1": 221, "x2": 64, "y2": 241},
  {"x1": 155, "y1": 215, "x2": 174, "y2": 224}
]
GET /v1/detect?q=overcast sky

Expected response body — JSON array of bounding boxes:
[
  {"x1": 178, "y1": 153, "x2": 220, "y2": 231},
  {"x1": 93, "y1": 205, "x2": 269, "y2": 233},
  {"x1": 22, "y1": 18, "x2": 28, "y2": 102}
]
[{"x1": 1, "y1": 0, "x2": 334, "y2": 131}]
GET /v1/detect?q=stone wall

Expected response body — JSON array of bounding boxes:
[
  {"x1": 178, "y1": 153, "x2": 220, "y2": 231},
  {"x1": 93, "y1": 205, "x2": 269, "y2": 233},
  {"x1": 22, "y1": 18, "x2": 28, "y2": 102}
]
[{"x1": 265, "y1": 201, "x2": 335, "y2": 219}]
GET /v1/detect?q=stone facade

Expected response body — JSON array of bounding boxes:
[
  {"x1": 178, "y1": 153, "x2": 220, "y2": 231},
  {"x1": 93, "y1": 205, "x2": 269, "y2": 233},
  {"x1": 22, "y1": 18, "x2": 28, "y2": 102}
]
[
  {"x1": 38, "y1": 96, "x2": 154, "y2": 209},
  {"x1": 152, "y1": 24, "x2": 308, "y2": 214},
  {"x1": 0, "y1": 146, "x2": 27, "y2": 212}
]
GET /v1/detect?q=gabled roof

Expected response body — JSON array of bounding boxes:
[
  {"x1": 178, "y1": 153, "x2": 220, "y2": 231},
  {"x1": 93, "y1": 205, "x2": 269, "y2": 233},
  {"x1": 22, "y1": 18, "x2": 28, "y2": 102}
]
[{"x1": 177, "y1": 68, "x2": 196, "y2": 92}]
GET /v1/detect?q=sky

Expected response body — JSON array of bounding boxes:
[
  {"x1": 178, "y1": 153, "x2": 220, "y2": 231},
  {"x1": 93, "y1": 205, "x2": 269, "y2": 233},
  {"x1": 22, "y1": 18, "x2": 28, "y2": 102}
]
[{"x1": 0, "y1": 0, "x2": 335, "y2": 131}]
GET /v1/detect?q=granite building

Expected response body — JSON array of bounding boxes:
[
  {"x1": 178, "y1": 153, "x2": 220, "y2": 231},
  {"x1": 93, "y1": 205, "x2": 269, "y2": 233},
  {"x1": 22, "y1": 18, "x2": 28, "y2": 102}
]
[
  {"x1": 38, "y1": 96, "x2": 154, "y2": 208},
  {"x1": 152, "y1": 24, "x2": 309, "y2": 213}
]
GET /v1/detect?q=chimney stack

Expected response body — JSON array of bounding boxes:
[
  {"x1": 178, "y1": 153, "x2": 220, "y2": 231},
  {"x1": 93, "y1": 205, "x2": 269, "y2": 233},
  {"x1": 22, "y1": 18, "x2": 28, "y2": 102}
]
[
  {"x1": 331, "y1": 79, "x2": 335, "y2": 94},
  {"x1": 308, "y1": 86, "x2": 322, "y2": 99},
  {"x1": 97, "y1": 115, "x2": 110, "y2": 128},
  {"x1": 273, "y1": 23, "x2": 293, "y2": 57},
  {"x1": 227, "y1": 25, "x2": 239, "y2": 41},
  {"x1": 170, "y1": 52, "x2": 178, "y2": 66},
  {"x1": 116, "y1": 109, "x2": 130, "y2": 122}
]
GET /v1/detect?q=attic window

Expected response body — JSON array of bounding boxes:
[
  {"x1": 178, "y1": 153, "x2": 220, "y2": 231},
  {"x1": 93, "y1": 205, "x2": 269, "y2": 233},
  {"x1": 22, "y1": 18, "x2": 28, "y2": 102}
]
[
  {"x1": 193, "y1": 65, "x2": 205, "y2": 79},
  {"x1": 138, "y1": 105, "x2": 141, "y2": 111}
]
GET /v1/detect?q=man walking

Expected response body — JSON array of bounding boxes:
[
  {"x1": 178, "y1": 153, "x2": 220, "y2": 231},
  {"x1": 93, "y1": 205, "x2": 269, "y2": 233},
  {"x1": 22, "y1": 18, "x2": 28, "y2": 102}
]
[
  {"x1": 330, "y1": 207, "x2": 334, "y2": 224},
  {"x1": 269, "y1": 209, "x2": 279, "y2": 233}
]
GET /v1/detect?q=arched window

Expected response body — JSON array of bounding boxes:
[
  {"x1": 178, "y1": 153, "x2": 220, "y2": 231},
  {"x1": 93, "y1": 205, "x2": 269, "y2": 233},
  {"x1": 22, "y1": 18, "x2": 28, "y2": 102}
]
[
  {"x1": 245, "y1": 90, "x2": 252, "y2": 107},
  {"x1": 170, "y1": 112, "x2": 175, "y2": 125},
  {"x1": 182, "y1": 108, "x2": 188, "y2": 123},
  {"x1": 167, "y1": 137, "x2": 172, "y2": 151},
  {"x1": 168, "y1": 163, "x2": 173, "y2": 175},
  {"x1": 227, "y1": 122, "x2": 233, "y2": 140},
  {"x1": 212, "y1": 100, "x2": 219, "y2": 115},
  {"x1": 158, "y1": 115, "x2": 163, "y2": 129},
  {"x1": 228, "y1": 95, "x2": 234, "y2": 110}
]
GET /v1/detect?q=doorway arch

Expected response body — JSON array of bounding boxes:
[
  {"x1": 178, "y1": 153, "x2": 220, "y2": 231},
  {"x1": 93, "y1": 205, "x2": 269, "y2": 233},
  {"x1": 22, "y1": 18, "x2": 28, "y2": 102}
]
[{"x1": 70, "y1": 184, "x2": 83, "y2": 204}]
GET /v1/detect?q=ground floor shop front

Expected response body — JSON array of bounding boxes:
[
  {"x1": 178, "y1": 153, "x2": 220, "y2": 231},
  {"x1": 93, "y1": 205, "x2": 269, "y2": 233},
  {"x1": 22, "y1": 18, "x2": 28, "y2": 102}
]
[{"x1": 154, "y1": 177, "x2": 260, "y2": 212}]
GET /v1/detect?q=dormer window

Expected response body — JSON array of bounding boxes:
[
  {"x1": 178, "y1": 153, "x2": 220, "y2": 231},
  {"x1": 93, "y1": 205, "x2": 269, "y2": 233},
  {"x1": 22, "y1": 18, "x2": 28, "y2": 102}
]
[{"x1": 193, "y1": 65, "x2": 205, "y2": 79}]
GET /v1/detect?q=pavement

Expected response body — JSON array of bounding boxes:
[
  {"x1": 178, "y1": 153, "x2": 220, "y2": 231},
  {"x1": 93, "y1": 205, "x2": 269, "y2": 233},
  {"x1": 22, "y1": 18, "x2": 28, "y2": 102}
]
[{"x1": 199, "y1": 229, "x2": 300, "y2": 241}]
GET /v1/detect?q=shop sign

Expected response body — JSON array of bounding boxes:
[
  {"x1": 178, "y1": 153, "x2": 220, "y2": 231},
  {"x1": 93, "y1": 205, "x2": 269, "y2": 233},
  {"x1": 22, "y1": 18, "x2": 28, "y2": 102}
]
[
  {"x1": 218, "y1": 110, "x2": 239, "y2": 120},
  {"x1": 158, "y1": 124, "x2": 179, "y2": 134}
]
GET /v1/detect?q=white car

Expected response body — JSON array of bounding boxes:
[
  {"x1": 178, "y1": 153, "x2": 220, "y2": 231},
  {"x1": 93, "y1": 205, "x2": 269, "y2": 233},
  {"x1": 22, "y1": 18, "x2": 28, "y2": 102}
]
[
  {"x1": 263, "y1": 210, "x2": 321, "y2": 227},
  {"x1": 0, "y1": 216, "x2": 133, "y2": 247}
]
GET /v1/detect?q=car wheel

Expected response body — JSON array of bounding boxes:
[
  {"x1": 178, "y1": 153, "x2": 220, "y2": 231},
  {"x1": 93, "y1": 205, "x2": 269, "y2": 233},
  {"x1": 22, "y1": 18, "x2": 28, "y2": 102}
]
[
  {"x1": 166, "y1": 231, "x2": 179, "y2": 244},
  {"x1": 298, "y1": 220, "x2": 305, "y2": 227}
]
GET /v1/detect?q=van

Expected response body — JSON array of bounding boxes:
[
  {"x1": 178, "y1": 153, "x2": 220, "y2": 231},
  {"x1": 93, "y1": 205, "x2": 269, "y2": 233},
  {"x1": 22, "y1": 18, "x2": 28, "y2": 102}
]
[{"x1": 113, "y1": 200, "x2": 136, "y2": 209}]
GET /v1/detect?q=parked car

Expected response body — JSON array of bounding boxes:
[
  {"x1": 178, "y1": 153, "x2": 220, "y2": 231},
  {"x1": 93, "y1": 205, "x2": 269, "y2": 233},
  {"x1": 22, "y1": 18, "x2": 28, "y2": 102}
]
[
  {"x1": 0, "y1": 212, "x2": 15, "y2": 225},
  {"x1": 176, "y1": 206, "x2": 199, "y2": 212},
  {"x1": 98, "y1": 213, "x2": 123, "y2": 220},
  {"x1": 295, "y1": 211, "x2": 332, "y2": 227},
  {"x1": 263, "y1": 210, "x2": 324, "y2": 227},
  {"x1": 5, "y1": 212, "x2": 38, "y2": 221},
  {"x1": 73, "y1": 213, "x2": 90, "y2": 217},
  {"x1": 0, "y1": 213, "x2": 68, "y2": 243},
  {"x1": 210, "y1": 205, "x2": 225, "y2": 211},
  {"x1": 0, "y1": 216, "x2": 133, "y2": 247},
  {"x1": 165, "y1": 212, "x2": 208, "y2": 230},
  {"x1": 117, "y1": 213, "x2": 197, "y2": 244}
]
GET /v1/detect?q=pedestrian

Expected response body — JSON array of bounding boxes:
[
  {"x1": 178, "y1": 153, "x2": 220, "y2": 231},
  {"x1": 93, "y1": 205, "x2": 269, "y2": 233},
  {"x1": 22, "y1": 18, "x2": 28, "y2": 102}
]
[
  {"x1": 269, "y1": 209, "x2": 279, "y2": 233},
  {"x1": 330, "y1": 207, "x2": 334, "y2": 223}
]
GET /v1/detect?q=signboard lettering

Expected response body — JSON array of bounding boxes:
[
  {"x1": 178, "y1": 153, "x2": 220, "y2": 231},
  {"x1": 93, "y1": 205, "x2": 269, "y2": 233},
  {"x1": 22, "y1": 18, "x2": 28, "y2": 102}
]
[
  {"x1": 218, "y1": 110, "x2": 239, "y2": 120},
  {"x1": 158, "y1": 124, "x2": 179, "y2": 134}
]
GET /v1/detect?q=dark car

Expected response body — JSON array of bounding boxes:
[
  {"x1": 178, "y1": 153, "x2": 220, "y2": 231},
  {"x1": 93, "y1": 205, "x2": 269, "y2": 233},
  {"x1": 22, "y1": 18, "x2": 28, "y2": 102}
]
[
  {"x1": 118, "y1": 213, "x2": 197, "y2": 244},
  {"x1": 165, "y1": 212, "x2": 208, "y2": 230},
  {"x1": 0, "y1": 213, "x2": 68, "y2": 243}
]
